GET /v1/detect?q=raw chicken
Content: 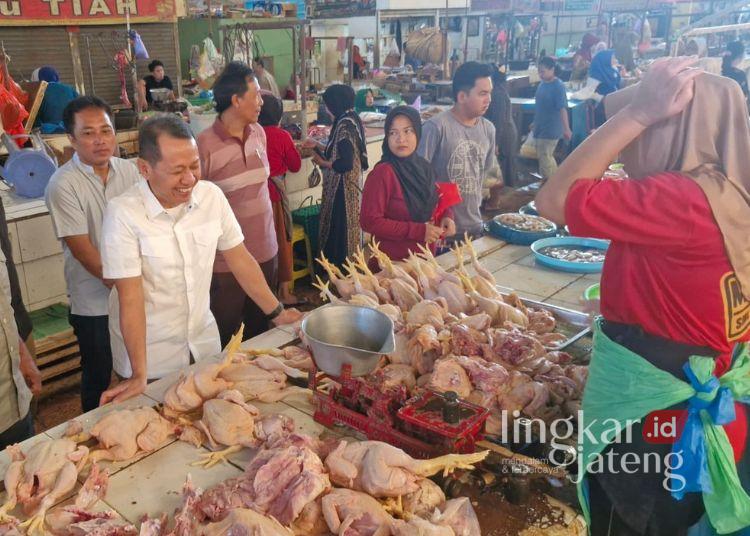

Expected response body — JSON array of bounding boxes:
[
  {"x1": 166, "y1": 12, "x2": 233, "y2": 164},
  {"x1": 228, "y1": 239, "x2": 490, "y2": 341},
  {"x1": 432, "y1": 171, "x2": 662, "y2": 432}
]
[
  {"x1": 193, "y1": 390, "x2": 261, "y2": 468},
  {"x1": 369, "y1": 242, "x2": 419, "y2": 291},
  {"x1": 406, "y1": 300, "x2": 447, "y2": 328},
  {"x1": 317, "y1": 253, "x2": 356, "y2": 299},
  {"x1": 388, "y1": 278, "x2": 423, "y2": 311},
  {"x1": 280, "y1": 346, "x2": 315, "y2": 372},
  {"x1": 453, "y1": 355, "x2": 509, "y2": 394},
  {"x1": 219, "y1": 361, "x2": 302, "y2": 403},
  {"x1": 526, "y1": 307, "x2": 556, "y2": 335},
  {"x1": 456, "y1": 312, "x2": 492, "y2": 331},
  {"x1": 202, "y1": 508, "x2": 293, "y2": 535},
  {"x1": 0, "y1": 439, "x2": 89, "y2": 533},
  {"x1": 428, "y1": 358, "x2": 473, "y2": 399},
  {"x1": 254, "y1": 414, "x2": 295, "y2": 447},
  {"x1": 325, "y1": 440, "x2": 488, "y2": 498},
  {"x1": 372, "y1": 364, "x2": 416, "y2": 392},
  {"x1": 435, "y1": 279, "x2": 472, "y2": 315},
  {"x1": 164, "y1": 372, "x2": 205, "y2": 414},
  {"x1": 431, "y1": 497, "x2": 481, "y2": 536},
  {"x1": 89, "y1": 407, "x2": 174, "y2": 463},
  {"x1": 46, "y1": 464, "x2": 138, "y2": 536},
  {"x1": 488, "y1": 328, "x2": 545, "y2": 366},
  {"x1": 449, "y1": 324, "x2": 485, "y2": 357},
  {"x1": 402, "y1": 478, "x2": 446, "y2": 518},
  {"x1": 388, "y1": 330, "x2": 411, "y2": 366},
  {"x1": 496, "y1": 372, "x2": 550, "y2": 416},
  {"x1": 321, "y1": 489, "x2": 392, "y2": 535},
  {"x1": 198, "y1": 444, "x2": 330, "y2": 527},
  {"x1": 290, "y1": 498, "x2": 329, "y2": 536},
  {"x1": 408, "y1": 325, "x2": 441, "y2": 375}
]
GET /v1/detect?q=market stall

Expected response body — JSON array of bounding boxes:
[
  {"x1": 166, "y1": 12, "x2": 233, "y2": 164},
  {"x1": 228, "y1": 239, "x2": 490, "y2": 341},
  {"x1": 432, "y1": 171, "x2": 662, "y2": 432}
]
[{"x1": 0, "y1": 236, "x2": 596, "y2": 535}]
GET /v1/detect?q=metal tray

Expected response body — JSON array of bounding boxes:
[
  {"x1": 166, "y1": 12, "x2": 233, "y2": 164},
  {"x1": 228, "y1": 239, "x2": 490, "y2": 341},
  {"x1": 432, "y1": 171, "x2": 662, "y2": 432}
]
[{"x1": 516, "y1": 295, "x2": 593, "y2": 364}]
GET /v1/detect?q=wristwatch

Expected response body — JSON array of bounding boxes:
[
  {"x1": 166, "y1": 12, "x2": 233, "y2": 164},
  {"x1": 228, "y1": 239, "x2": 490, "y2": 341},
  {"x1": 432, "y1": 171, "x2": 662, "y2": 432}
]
[{"x1": 267, "y1": 302, "x2": 284, "y2": 320}]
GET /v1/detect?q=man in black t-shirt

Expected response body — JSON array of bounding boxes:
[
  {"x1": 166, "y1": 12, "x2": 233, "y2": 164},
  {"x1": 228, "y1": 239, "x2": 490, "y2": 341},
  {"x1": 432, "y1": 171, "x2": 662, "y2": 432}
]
[{"x1": 137, "y1": 59, "x2": 174, "y2": 110}]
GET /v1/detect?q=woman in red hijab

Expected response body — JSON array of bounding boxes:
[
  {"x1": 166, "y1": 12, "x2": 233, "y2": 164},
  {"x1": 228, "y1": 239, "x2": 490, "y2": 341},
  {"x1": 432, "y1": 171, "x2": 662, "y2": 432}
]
[{"x1": 571, "y1": 33, "x2": 601, "y2": 82}]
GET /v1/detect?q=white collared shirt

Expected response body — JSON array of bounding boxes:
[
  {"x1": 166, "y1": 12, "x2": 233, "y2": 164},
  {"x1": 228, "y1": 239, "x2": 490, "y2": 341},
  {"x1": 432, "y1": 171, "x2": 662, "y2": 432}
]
[
  {"x1": 100, "y1": 180, "x2": 244, "y2": 379},
  {"x1": 45, "y1": 154, "x2": 141, "y2": 316}
]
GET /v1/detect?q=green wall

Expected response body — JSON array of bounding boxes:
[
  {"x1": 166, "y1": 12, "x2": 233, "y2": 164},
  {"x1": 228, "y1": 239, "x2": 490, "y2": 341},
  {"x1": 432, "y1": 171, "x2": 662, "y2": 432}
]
[{"x1": 177, "y1": 18, "x2": 294, "y2": 92}]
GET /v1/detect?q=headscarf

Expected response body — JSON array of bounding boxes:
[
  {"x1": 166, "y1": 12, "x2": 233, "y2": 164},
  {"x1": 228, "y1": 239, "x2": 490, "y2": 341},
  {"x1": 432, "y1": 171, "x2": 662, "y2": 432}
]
[
  {"x1": 37, "y1": 66, "x2": 60, "y2": 83},
  {"x1": 353, "y1": 45, "x2": 366, "y2": 69},
  {"x1": 322, "y1": 84, "x2": 368, "y2": 169},
  {"x1": 604, "y1": 73, "x2": 750, "y2": 300},
  {"x1": 380, "y1": 106, "x2": 438, "y2": 222},
  {"x1": 589, "y1": 50, "x2": 621, "y2": 96},
  {"x1": 354, "y1": 89, "x2": 376, "y2": 113},
  {"x1": 578, "y1": 33, "x2": 600, "y2": 63}
]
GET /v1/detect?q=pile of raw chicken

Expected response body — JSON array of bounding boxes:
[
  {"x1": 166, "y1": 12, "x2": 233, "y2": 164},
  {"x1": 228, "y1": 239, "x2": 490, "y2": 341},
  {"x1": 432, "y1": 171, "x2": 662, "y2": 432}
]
[
  {"x1": 313, "y1": 239, "x2": 589, "y2": 434},
  {"x1": 0, "y1": 331, "x2": 487, "y2": 535}
]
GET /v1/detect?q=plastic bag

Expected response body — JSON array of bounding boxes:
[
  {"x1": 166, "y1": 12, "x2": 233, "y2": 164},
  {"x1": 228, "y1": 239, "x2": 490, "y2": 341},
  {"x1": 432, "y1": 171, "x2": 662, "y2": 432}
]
[
  {"x1": 519, "y1": 132, "x2": 538, "y2": 159},
  {"x1": 129, "y1": 30, "x2": 149, "y2": 60},
  {"x1": 383, "y1": 38, "x2": 401, "y2": 68},
  {"x1": 578, "y1": 320, "x2": 750, "y2": 535}
]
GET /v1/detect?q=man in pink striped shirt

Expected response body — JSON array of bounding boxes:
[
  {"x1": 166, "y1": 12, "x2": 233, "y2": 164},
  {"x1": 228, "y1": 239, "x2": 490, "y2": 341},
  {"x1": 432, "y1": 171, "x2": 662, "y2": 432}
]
[{"x1": 197, "y1": 62, "x2": 279, "y2": 345}]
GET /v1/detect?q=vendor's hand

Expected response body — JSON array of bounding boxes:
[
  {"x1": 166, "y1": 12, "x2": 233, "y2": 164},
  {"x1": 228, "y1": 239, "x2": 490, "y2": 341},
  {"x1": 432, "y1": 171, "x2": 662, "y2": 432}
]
[
  {"x1": 272, "y1": 307, "x2": 303, "y2": 326},
  {"x1": 563, "y1": 127, "x2": 573, "y2": 141},
  {"x1": 424, "y1": 223, "x2": 443, "y2": 243},
  {"x1": 625, "y1": 57, "x2": 701, "y2": 128},
  {"x1": 302, "y1": 138, "x2": 320, "y2": 149},
  {"x1": 99, "y1": 376, "x2": 147, "y2": 405},
  {"x1": 19, "y1": 340, "x2": 41, "y2": 397},
  {"x1": 440, "y1": 217, "x2": 457, "y2": 237}
]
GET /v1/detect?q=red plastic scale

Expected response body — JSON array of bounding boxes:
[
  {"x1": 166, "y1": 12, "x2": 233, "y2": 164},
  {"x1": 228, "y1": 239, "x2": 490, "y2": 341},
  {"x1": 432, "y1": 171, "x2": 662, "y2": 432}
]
[{"x1": 308, "y1": 362, "x2": 489, "y2": 459}]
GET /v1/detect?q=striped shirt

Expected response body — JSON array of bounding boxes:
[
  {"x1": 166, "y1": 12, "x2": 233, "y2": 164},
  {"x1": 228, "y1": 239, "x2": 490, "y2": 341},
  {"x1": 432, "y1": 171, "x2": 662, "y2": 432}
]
[{"x1": 197, "y1": 119, "x2": 277, "y2": 272}]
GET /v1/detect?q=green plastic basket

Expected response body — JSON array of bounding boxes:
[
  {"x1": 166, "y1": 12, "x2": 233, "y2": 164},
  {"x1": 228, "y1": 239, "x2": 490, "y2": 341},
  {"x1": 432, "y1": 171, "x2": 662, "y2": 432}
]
[{"x1": 292, "y1": 195, "x2": 321, "y2": 261}]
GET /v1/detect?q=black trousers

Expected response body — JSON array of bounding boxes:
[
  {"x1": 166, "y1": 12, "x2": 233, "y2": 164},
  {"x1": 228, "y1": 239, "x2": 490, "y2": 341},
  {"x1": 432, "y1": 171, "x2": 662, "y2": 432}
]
[
  {"x1": 69, "y1": 314, "x2": 113, "y2": 412},
  {"x1": 0, "y1": 412, "x2": 34, "y2": 451}
]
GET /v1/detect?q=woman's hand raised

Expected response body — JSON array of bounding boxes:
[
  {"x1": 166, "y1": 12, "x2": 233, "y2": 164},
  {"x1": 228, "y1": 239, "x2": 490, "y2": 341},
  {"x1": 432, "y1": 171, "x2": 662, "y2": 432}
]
[{"x1": 626, "y1": 57, "x2": 701, "y2": 128}]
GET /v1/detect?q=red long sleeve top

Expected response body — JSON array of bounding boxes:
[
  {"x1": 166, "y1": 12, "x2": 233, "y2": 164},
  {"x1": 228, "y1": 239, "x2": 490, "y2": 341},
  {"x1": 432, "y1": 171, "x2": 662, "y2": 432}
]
[
  {"x1": 263, "y1": 125, "x2": 302, "y2": 202},
  {"x1": 361, "y1": 162, "x2": 451, "y2": 262}
]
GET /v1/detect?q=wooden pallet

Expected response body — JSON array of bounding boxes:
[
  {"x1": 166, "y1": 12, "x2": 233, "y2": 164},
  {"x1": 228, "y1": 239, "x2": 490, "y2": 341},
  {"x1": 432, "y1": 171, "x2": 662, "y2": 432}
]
[{"x1": 34, "y1": 328, "x2": 81, "y2": 385}]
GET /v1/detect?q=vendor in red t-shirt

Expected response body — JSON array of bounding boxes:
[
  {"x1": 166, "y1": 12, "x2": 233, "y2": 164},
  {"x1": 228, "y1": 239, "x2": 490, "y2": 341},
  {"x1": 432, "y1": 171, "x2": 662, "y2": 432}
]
[
  {"x1": 361, "y1": 106, "x2": 458, "y2": 267},
  {"x1": 259, "y1": 92, "x2": 304, "y2": 306},
  {"x1": 537, "y1": 58, "x2": 750, "y2": 536}
]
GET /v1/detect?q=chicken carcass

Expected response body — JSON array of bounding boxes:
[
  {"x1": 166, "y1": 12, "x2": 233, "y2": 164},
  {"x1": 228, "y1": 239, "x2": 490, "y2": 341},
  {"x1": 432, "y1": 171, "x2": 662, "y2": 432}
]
[
  {"x1": 453, "y1": 355, "x2": 509, "y2": 394},
  {"x1": 321, "y1": 489, "x2": 392, "y2": 536},
  {"x1": 488, "y1": 327, "x2": 545, "y2": 366},
  {"x1": 370, "y1": 242, "x2": 419, "y2": 291},
  {"x1": 428, "y1": 358, "x2": 473, "y2": 399},
  {"x1": 496, "y1": 372, "x2": 550, "y2": 416},
  {"x1": 193, "y1": 390, "x2": 261, "y2": 468},
  {"x1": 435, "y1": 279, "x2": 472, "y2": 315},
  {"x1": 317, "y1": 253, "x2": 356, "y2": 299},
  {"x1": 325, "y1": 440, "x2": 488, "y2": 498},
  {"x1": 219, "y1": 361, "x2": 300, "y2": 403},
  {"x1": 408, "y1": 325, "x2": 441, "y2": 375},
  {"x1": 46, "y1": 464, "x2": 138, "y2": 536},
  {"x1": 89, "y1": 407, "x2": 174, "y2": 463},
  {"x1": 253, "y1": 413, "x2": 295, "y2": 447},
  {"x1": 406, "y1": 299, "x2": 447, "y2": 328},
  {"x1": 526, "y1": 307, "x2": 556, "y2": 335},
  {"x1": 0, "y1": 439, "x2": 89, "y2": 533},
  {"x1": 391, "y1": 517, "x2": 454, "y2": 536},
  {"x1": 402, "y1": 478, "x2": 446, "y2": 518},
  {"x1": 372, "y1": 364, "x2": 417, "y2": 392},
  {"x1": 164, "y1": 372, "x2": 205, "y2": 414},
  {"x1": 449, "y1": 324, "x2": 485, "y2": 357},
  {"x1": 202, "y1": 508, "x2": 293, "y2": 535},
  {"x1": 388, "y1": 330, "x2": 411, "y2": 366},
  {"x1": 291, "y1": 498, "x2": 329, "y2": 536},
  {"x1": 388, "y1": 278, "x2": 423, "y2": 311}
]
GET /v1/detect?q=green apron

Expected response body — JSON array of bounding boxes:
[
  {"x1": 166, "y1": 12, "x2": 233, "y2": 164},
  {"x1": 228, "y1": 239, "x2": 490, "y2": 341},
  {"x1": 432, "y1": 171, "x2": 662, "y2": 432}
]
[{"x1": 578, "y1": 318, "x2": 750, "y2": 534}]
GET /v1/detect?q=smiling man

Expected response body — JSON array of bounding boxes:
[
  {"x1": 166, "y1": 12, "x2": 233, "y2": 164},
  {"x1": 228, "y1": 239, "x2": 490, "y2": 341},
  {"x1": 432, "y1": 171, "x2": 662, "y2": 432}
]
[
  {"x1": 99, "y1": 115, "x2": 300, "y2": 404},
  {"x1": 45, "y1": 96, "x2": 141, "y2": 411}
]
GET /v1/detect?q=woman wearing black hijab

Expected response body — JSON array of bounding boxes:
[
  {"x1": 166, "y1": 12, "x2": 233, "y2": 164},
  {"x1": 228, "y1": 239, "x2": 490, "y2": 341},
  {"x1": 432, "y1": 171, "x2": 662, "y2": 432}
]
[
  {"x1": 309, "y1": 84, "x2": 369, "y2": 267},
  {"x1": 361, "y1": 106, "x2": 457, "y2": 264}
]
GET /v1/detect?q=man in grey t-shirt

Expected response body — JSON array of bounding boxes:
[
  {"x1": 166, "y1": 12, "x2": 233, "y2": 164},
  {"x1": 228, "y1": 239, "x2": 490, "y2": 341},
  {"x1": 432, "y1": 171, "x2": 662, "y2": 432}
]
[
  {"x1": 45, "y1": 96, "x2": 141, "y2": 411},
  {"x1": 418, "y1": 62, "x2": 498, "y2": 238}
]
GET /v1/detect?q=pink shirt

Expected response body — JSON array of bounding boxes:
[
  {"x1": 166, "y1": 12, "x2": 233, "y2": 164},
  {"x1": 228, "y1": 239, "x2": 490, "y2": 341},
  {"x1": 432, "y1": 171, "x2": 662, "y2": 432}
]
[{"x1": 197, "y1": 120, "x2": 278, "y2": 270}]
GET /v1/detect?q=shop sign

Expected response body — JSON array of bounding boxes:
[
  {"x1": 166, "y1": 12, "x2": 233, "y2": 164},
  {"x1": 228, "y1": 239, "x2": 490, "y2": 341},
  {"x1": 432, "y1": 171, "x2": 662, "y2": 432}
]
[
  {"x1": 471, "y1": 0, "x2": 512, "y2": 10},
  {"x1": 0, "y1": 0, "x2": 176, "y2": 25},
  {"x1": 564, "y1": 0, "x2": 597, "y2": 11},
  {"x1": 308, "y1": 0, "x2": 375, "y2": 19},
  {"x1": 600, "y1": 0, "x2": 650, "y2": 10}
]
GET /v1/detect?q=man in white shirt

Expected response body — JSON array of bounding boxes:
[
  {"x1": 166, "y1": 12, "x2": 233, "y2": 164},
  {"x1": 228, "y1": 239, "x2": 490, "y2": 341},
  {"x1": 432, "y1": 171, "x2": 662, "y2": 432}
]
[
  {"x1": 45, "y1": 96, "x2": 141, "y2": 411},
  {"x1": 99, "y1": 115, "x2": 300, "y2": 404},
  {"x1": 253, "y1": 58, "x2": 280, "y2": 98}
]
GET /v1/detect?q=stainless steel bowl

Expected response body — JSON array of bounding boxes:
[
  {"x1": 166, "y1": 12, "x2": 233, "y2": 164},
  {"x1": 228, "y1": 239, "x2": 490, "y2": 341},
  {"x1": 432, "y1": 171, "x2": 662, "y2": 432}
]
[
  {"x1": 301, "y1": 304, "x2": 395, "y2": 377},
  {"x1": 150, "y1": 88, "x2": 171, "y2": 102}
]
